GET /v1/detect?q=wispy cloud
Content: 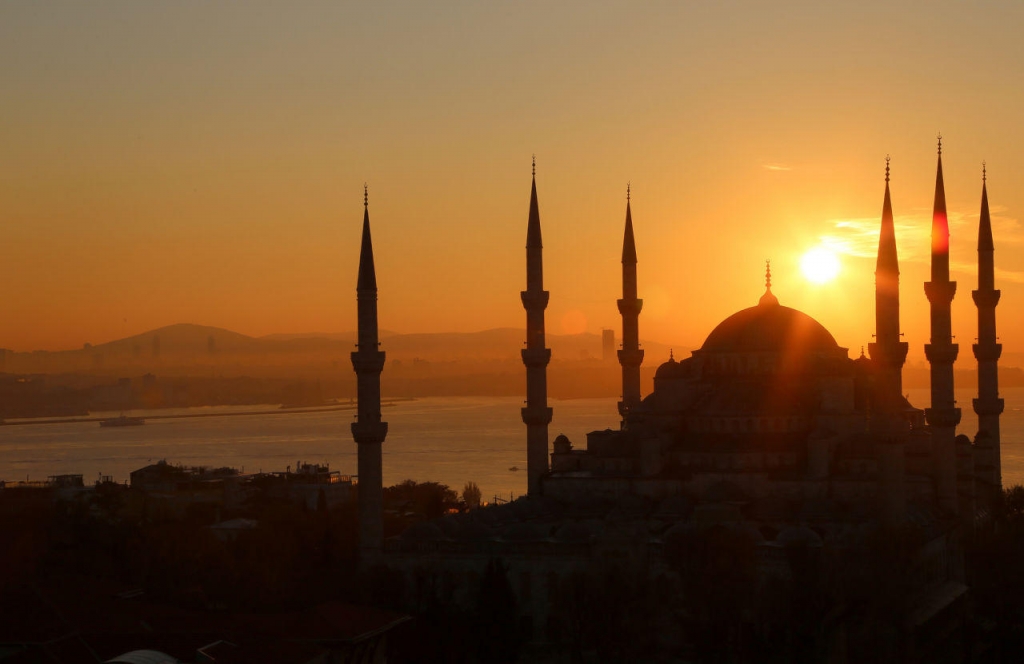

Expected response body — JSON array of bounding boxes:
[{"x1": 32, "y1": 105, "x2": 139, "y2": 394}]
[
  {"x1": 762, "y1": 163, "x2": 792, "y2": 172},
  {"x1": 814, "y1": 207, "x2": 1024, "y2": 282}
]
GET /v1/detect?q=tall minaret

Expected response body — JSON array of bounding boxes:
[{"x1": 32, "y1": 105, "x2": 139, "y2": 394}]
[
  {"x1": 923, "y1": 137, "x2": 961, "y2": 514},
  {"x1": 617, "y1": 184, "x2": 644, "y2": 418},
  {"x1": 351, "y1": 185, "x2": 388, "y2": 555},
  {"x1": 521, "y1": 158, "x2": 552, "y2": 496},
  {"x1": 868, "y1": 157, "x2": 909, "y2": 409},
  {"x1": 972, "y1": 163, "x2": 1003, "y2": 499}
]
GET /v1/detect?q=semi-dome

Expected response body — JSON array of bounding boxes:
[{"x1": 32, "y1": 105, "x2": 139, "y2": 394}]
[{"x1": 701, "y1": 295, "x2": 838, "y2": 353}]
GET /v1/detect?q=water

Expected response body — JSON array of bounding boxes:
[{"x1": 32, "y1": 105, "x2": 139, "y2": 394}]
[
  {"x1": 3, "y1": 390, "x2": 1024, "y2": 500},
  {"x1": 0, "y1": 397, "x2": 623, "y2": 501}
]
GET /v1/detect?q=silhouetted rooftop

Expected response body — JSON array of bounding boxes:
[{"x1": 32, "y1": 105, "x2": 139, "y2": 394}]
[{"x1": 701, "y1": 302, "x2": 838, "y2": 353}]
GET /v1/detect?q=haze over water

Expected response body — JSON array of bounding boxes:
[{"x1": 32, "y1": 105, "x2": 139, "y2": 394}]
[{"x1": 3, "y1": 389, "x2": 1024, "y2": 501}]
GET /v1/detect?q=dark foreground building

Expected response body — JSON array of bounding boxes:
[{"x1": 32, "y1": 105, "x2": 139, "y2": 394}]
[{"x1": 357, "y1": 145, "x2": 1003, "y2": 661}]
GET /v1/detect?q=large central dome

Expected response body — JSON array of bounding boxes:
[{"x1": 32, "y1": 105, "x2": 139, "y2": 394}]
[{"x1": 701, "y1": 294, "x2": 839, "y2": 353}]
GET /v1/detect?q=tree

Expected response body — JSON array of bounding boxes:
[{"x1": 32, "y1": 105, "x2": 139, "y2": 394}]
[
  {"x1": 383, "y1": 480, "x2": 459, "y2": 519},
  {"x1": 463, "y1": 481, "x2": 482, "y2": 509}
]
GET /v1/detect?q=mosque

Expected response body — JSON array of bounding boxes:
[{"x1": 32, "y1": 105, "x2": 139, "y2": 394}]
[{"x1": 349, "y1": 141, "x2": 1003, "y2": 657}]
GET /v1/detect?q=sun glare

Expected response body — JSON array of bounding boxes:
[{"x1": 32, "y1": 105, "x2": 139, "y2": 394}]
[{"x1": 800, "y1": 247, "x2": 840, "y2": 284}]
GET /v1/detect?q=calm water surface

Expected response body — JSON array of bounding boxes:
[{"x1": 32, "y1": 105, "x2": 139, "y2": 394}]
[{"x1": 2, "y1": 389, "x2": 1023, "y2": 501}]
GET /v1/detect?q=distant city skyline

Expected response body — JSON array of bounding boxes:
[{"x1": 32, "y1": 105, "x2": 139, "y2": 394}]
[{"x1": 3, "y1": 1, "x2": 1022, "y2": 358}]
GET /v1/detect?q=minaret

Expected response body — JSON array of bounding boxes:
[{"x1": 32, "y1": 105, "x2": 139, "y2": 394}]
[
  {"x1": 617, "y1": 184, "x2": 644, "y2": 418},
  {"x1": 972, "y1": 163, "x2": 1003, "y2": 499},
  {"x1": 521, "y1": 158, "x2": 552, "y2": 496},
  {"x1": 923, "y1": 137, "x2": 961, "y2": 514},
  {"x1": 351, "y1": 185, "x2": 388, "y2": 554},
  {"x1": 868, "y1": 157, "x2": 909, "y2": 409}
]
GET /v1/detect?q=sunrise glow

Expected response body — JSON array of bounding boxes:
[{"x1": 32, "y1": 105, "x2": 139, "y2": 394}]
[{"x1": 800, "y1": 247, "x2": 841, "y2": 284}]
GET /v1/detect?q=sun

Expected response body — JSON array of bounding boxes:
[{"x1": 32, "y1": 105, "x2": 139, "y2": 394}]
[{"x1": 800, "y1": 247, "x2": 840, "y2": 284}]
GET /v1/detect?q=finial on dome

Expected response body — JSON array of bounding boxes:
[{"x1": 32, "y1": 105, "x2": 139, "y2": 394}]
[
  {"x1": 363, "y1": 183, "x2": 368, "y2": 208},
  {"x1": 937, "y1": 133, "x2": 942, "y2": 156},
  {"x1": 885, "y1": 155, "x2": 890, "y2": 183},
  {"x1": 758, "y1": 259, "x2": 779, "y2": 306},
  {"x1": 860, "y1": 346, "x2": 866, "y2": 358},
  {"x1": 669, "y1": 348, "x2": 674, "y2": 361},
  {"x1": 983, "y1": 161, "x2": 987, "y2": 183},
  {"x1": 627, "y1": 181, "x2": 631, "y2": 202},
  {"x1": 532, "y1": 154, "x2": 536, "y2": 178}
]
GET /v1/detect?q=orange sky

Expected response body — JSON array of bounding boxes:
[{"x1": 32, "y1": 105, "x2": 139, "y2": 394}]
[{"x1": 2, "y1": 1, "x2": 1023, "y2": 364}]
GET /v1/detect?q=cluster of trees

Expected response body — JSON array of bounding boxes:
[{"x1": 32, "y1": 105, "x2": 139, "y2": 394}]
[{"x1": 0, "y1": 477, "x2": 484, "y2": 614}]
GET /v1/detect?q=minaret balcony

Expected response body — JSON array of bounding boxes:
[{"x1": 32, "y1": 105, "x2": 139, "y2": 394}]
[
  {"x1": 521, "y1": 348, "x2": 552, "y2": 367},
  {"x1": 617, "y1": 298, "x2": 644, "y2": 315},
  {"x1": 521, "y1": 406, "x2": 553, "y2": 426},
  {"x1": 617, "y1": 348, "x2": 645, "y2": 366},
  {"x1": 925, "y1": 407, "x2": 962, "y2": 428},
  {"x1": 924, "y1": 343, "x2": 959, "y2": 364},
  {"x1": 868, "y1": 341, "x2": 909, "y2": 366},
  {"x1": 972, "y1": 289, "x2": 1001, "y2": 307},
  {"x1": 973, "y1": 398, "x2": 1005, "y2": 417},
  {"x1": 924, "y1": 280, "x2": 957, "y2": 304},
  {"x1": 351, "y1": 350, "x2": 386, "y2": 373},
  {"x1": 520, "y1": 290, "x2": 550, "y2": 309},
  {"x1": 351, "y1": 421, "x2": 388, "y2": 444},
  {"x1": 972, "y1": 343, "x2": 1002, "y2": 362}
]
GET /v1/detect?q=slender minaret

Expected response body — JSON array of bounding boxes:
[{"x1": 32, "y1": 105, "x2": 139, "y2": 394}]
[
  {"x1": 521, "y1": 158, "x2": 552, "y2": 496},
  {"x1": 923, "y1": 137, "x2": 961, "y2": 514},
  {"x1": 972, "y1": 163, "x2": 1003, "y2": 499},
  {"x1": 868, "y1": 157, "x2": 909, "y2": 409},
  {"x1": 617, "y1": 184, "x2": 644, "y2": 418},
  {"x1": 351, "y1": 185, "x2": 388, "y2": 554}
]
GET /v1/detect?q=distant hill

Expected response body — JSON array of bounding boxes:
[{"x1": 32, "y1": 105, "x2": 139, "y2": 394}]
[{"x1": 0, "y1": 324, "x2": 682, "y2": 378}]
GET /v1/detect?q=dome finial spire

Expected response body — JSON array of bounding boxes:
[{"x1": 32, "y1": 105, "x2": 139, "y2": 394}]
[
  {"x1": 983, "y1": 160, "x2": 987, "y2": 183},
  {"x1": 363, "y1": 183, "x2": 368, "y2": 208},
  {"x1": 885, "y1": 155, "x2": 890, "y2": 183},
  {"x1": 759, "y1": 259, "x2": 779, "y2": 306},
  {"x1": 626, "y1": 181, "x2": 630, "y2": 202},
  {"x1": 532, "y1": 154, "x2": 536, "y2": 178},
  {"x1": 937, "y1": 133, "x2": 942, "y2": 157}
]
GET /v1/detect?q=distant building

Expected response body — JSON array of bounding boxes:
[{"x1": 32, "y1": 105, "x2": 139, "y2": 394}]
[
  {"x1": 266, "y1": 461, "x2": 354, "y2": 511},
  {"x1": 601, "y1": 329, "x2": 615, "y2": 362}
]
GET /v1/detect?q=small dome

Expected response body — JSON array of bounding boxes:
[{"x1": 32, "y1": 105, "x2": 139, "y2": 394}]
[
  {"x1": 435, "y1": 515, "x2": 463, "y2": 537},
  {"x1": 106, "y1": 652, "x2": 178, "y2": 664},
  {"x1": 701, "y1": 302, "x2": 838, "y2": 353},
  {"x1": 655, "y1": 355, "x2": 679, "y2": 379},
  {"x1": 654, "y1": 495, "x2": 694, "y2": 519},
  {"x1": 401, "y1": 521, "x2": 446, "y2": 542},
  {"x1": 693, "y1": 503, "x2": 744, "y2": 525},
  {"x1": 504, "y1": 521, "x2": 553, "y2": 541},
  {"x1": 554, "y1": 520, "x2": 595, "y2": 543},
  {"x1": 703, "y1": 480, "x2": 748, "y2": 504},
  {"x1": 775, "y1": 525, "x2": 823, "y2": 547},
  {"x1": 727, "y1": 522, "x2": 766, "y2": 543}
]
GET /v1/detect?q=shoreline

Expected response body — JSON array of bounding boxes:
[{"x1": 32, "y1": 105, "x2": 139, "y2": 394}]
[{"x1": 1, "y1": 397, "x2": 415, "y2": 427}]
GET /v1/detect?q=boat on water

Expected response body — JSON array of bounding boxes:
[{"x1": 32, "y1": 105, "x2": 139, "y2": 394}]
[{"x1": 99, "y1": 415, "x2": 145, "y2": 428}]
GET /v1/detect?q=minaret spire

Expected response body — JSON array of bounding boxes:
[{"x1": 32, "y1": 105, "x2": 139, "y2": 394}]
[
  {"x1": 618, "y1": 183, "x2": 644, "y2": 418},
  {"x1": 521, "y1": 159, "x2": 552, "y2": 496},
  {"x1": 869, "y1": 156, "x2": 909, "y2": 408},
  {"x1": 972, "y1": 164, "x2": 1003, "y2": 502},
  {"x1": 351, "y1": 186, "x2": 388, "y2": 555},
  {"x1": 924, "y1": 136, "x2": 961, "y2": 514}
]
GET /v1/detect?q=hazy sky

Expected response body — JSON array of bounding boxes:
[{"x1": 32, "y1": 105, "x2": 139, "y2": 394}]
[{"x1": 3, "y1": 1, "x2": 1023, "y2": 362}]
